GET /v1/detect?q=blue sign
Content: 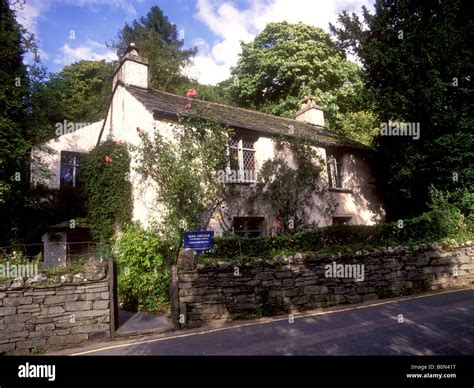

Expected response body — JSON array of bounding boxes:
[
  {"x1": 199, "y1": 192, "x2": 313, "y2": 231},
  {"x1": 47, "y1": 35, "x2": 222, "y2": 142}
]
[{"x1": 183, "y1": 231, "x2": 214, "y2": 251}]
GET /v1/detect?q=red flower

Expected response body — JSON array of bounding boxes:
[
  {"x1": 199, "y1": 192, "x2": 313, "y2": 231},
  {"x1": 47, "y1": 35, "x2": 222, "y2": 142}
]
[
  {"x1": 275, "y1": 217, "x2": 284, "y2": 234},
  {"x1": 115, "y1": 140, "x2": 125, "y2": 145},
  {"x1": 184, "y1": 103, "x2": 192, "y2": 110},
  {"x1": 186, "y1": 88, "x2": 197, "y2": 98},
  {"x1": 105, "y1": 155, "x2": 113, "y2": 164}
]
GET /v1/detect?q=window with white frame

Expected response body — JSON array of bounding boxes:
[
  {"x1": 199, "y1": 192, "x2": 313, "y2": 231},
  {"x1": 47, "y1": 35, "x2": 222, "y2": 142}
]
[
  {"x1": 327, "y1": 152, "x2": 345, "y2": 189},
  {"x1": 229, "y1": 137, "x2": 256, "y2": 183},
  {"x1": 60, "y1": 151, "x2": 84, "y2": 189}
]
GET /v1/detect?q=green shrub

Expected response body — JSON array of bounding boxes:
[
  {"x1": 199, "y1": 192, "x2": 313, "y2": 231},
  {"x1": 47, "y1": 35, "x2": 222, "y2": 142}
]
[
  {"x1": 400, "y1": 208, "x2": 463, "y2": 242},
  {"x1": 203, "y1": 208, "x2": 466, "y2": 261},
  {"x1": 114, "y1": 224, "x2": 176, "y2": 313},
  {"x1": 429, "y1": 186, "x2": 473, "y2": 218},
  {"x1": 83, "y1": 138, "x2": 132, "y2": 244},
  {"x1": 427, "y1": 186, "x2": 473, "y2": 234},
  {"x1": 205, "y1": 224, "x2": 392, "y2": 260}
]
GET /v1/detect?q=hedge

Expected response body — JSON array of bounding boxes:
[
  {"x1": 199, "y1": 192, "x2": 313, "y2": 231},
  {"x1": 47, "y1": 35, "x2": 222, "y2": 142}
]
[{"x1": 203, "y1": 208, "x2": 465, "y2": 260}]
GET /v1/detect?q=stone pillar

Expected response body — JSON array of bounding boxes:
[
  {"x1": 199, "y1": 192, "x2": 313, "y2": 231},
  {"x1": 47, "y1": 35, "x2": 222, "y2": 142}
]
[
  {"x1": 108, "y1": 259, "x2": 118, "y2": 338},
  {"x1": 170, "y1": 266, "x2": 180, "y2": 329},
  {"x1": 177, "y1": 248, "x2": 196, "y2": 270},
  {"x1": 42, "y1": 232, "x2": 67, "y2": 267}
]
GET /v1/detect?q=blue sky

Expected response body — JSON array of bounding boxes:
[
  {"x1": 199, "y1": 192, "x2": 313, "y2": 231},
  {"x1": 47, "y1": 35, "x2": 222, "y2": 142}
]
[{"x1": 15, "y1": 0, "x2": 373, "y2": 85}]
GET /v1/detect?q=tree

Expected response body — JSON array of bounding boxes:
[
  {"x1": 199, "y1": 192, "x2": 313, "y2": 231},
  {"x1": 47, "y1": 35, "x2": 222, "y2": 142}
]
[
  {"x1": 32, "y1": 60, "x2": 115, "y2": 137},
  {"x1": 0, "y1": 0, "x2": 48, "y2": 246},
  {"x1": 111, "y1": 5, "x2": 196, "y2": 94},
  {"x1": 185, "y1": 80, "x2": 232, "y2": 105},
  {"x1": 330, "y1": 0, "x2": 473, "y2": 220},
  {"x1": 228, "y1": 22, "x2": 377, "y2": 144}
]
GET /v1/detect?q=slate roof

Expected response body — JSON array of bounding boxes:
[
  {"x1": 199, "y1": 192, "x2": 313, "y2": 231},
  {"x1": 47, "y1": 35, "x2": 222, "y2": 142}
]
[{"x1": 125, "y1": 84, "x2": 371, "y2": 151}]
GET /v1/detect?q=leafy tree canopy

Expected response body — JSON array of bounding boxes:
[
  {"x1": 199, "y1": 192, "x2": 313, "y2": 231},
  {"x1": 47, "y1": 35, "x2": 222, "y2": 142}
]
[
  {"x1": 111, "y1": 5, "x2": 197, "y2": 94},
  {"x1": 32, "y1": 60, "x2": 115, "y2": 139},
  {"x1": 0, "y1": 0, "x2": 48, "y2": 245},
  {"x1": 228, "y1": 22, "x2": 377, "y2": 145},
  {"x1": 330, "y1": 0, "x2": 473, "y2": 220}
]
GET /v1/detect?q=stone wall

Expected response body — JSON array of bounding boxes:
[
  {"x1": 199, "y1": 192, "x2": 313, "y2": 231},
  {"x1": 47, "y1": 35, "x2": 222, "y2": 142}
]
[
  {"x1": 0, "y1": 260, "x2": 116, "y2": 355},
  {"x1": 173, "y1": 241, "x2": 474, "y2": 328}
]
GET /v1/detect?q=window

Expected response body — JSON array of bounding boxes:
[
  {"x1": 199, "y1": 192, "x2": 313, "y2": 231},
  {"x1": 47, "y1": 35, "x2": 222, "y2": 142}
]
[
  {"x1": 229, "y1": 138, "x2": 256, "y2": 183},
  {"x1": 233, "y1": 217, "x2": 264, "y2": 237},
  {"x1": 327, "y1": 153, "x2": 345, "y2": 189},
  {"x1": 60, "y1": 151, "x2": 84, "y2": 189},
  {"x1": 332, "y1": 216, "x2": 352, "y2": 225}
]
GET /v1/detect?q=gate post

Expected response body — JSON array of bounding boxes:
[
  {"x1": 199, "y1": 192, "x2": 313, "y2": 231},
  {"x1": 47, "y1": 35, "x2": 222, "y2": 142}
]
[
  {"x1": 108, "y1": 258, "x2": 119, "y2": 338},
  {"x1": 170, "y1": 265, "x2": 180, "y2": 329}
]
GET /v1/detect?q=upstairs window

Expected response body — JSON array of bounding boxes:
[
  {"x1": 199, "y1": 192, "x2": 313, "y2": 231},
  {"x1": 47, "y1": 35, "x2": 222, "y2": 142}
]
[
  {"x1": 327, "y1": 153, "x2": 345, "y2": 189},
  {"x1": 229, "y1": 137, "x2": 256, "y2": 183},
  {"x1": 60, "y1": 151, "x2": 84, "y2": 189}
]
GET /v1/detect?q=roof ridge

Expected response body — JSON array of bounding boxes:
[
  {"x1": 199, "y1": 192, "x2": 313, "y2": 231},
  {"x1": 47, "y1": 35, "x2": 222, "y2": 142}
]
[
  {"x1": 125, "y1": 84, "x2": 371, "y2": 150},
  {"x1": 125, "y1": 84, "x2": 337, "y2": 136}
]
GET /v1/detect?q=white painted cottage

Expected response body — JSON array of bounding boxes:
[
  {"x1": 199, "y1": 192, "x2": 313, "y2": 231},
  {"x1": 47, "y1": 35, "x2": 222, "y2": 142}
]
[{"x1": 31, "y1": 44, "x2": 385, "y2": 264}]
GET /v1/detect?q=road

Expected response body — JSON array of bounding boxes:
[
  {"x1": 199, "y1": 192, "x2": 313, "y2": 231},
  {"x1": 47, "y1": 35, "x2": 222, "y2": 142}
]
[{"x1": 72, "y1": 289, "x2": 474, "y2": 356}]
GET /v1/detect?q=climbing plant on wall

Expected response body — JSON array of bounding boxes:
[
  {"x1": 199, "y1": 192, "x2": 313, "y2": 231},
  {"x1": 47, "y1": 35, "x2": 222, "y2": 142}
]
[
  {"x1": 134, "y1": 97, "x2": 233, "y2": 243},
  {"x1": 254, "y1": 136, "x2": 337, "y2": 233},
  {"x1": 82, "y1": 138, "x2": 132, "y2": 244},
  {"x1": 135, "y1": 89, "x2": 336, "y2": 239}
]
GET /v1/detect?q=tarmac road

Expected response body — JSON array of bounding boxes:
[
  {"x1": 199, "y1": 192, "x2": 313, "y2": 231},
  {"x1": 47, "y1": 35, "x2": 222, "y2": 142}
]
[{"x1": 68, "y1": 289, "x2": 474, "y2": 356}]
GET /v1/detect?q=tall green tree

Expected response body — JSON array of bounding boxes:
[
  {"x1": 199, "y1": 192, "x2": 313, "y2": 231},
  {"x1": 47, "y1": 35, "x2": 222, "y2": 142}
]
[
  {"x1": 0, "y1": 0, "x2": 46, "y2": 245},
  {"x1": 330, "y1": 0, "x2": 473, "y2": 220},
  {"x1": 111, "y1": 5, "x2": 196, "y2": 94},
  {"x1": 33, "y1": 60, "x2": 116, "y2": 138},
  {"x1": 228, "y1": 22, "x2": 377, "y2": 144}
]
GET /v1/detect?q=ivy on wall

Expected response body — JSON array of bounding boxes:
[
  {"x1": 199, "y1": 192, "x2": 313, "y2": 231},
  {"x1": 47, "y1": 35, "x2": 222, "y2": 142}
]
[{"x1": 82, "y1": 138, "x2": 132, "y2": 244}]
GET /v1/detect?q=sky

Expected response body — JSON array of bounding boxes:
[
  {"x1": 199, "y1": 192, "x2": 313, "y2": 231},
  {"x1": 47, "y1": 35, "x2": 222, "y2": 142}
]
[{"x1": 14, "y1": 0, "x2": 374, "y2": 85}]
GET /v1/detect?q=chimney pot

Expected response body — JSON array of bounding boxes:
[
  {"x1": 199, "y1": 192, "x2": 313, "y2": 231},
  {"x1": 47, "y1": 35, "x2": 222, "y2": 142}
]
[
  {"x1": 295, "y1": 96, "x2": 325, "y2": 127},
  {"x1": 112, "y1": 43, "x2": 149, "y2": 90}
]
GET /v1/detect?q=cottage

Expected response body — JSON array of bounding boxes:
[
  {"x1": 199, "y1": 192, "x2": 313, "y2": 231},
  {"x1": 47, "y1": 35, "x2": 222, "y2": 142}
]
[{"x1": 31, "y1": 44, "x2": 385, "y2": 264}]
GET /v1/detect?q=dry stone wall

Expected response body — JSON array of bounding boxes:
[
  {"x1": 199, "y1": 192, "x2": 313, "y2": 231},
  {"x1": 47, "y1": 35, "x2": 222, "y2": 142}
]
[
  {"x1": 174, "y1": 241, "x2": 474, "y2": 328},
  {"x1": 0, "y1": 261, "x2": 115, "y2": 355}
]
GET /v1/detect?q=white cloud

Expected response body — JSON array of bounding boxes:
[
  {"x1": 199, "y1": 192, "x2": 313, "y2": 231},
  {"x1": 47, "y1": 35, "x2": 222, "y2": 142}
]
[
  {"x1": 192, "y1": 37, "x2": 210, "y2": 54},
  {"x1": 14, "y1": 0, "x2": 51, "y2": 34},
  {"x1": 39, "y1": 49, "x2": 50, "y2": 61},
  {"x1": 64, "y1": 0, "x2": 137, "y2": 15},
  {"x1": 15, "y1": 0, "x2": 137, "y2": 35},
  {"x1": 189, "y1": 0, "x2": 374, "y2": 85},
  {"x1": 184, "y1": 55, "x2": 230, "y2": 86},
  {"x1": 53, "y1": 39, "x2": 117, "y2": 65},
  {"x1": 14, "y1": 0, "x2": 133, "y2": 70}
]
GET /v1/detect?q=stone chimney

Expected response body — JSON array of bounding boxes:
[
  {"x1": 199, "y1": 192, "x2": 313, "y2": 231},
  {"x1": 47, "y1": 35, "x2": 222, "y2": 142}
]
[
  {"x1": 112, "y1": 43, "x2": 149, "y2": 90},
  {"x1": 295, "y1": 95, "x2": 325, "y2": 127}
]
